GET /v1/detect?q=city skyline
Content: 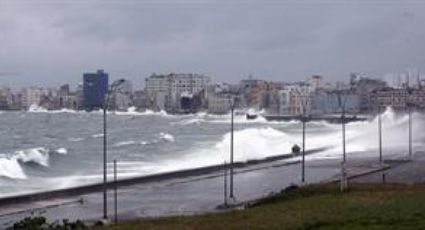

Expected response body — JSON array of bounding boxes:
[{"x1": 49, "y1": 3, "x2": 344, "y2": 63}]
[{"x1": 1, "y1": 1, "x2": 425, "y2": 87}]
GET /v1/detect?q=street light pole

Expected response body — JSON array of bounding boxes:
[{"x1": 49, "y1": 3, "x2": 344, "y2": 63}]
[
  {"x1": 378, "y1": 107, "x2": 383, "y2": 163},
  {"x1": 342, "y1": 107, "x2": 346, "y2": 163},
  {"x1": 409, "y1": 106, "x2": 412, "y2": 157},
  {"x1": 229, "y1": 102, "x2": 235, "y2": 199},
  {"x1": 301, "y1": 115, "x2": 306, "y2": 183},
  {"x1": 101, "y1": 81, "x2": 121, "y2": 220},
  {"x1": 103, "y1": 103, "x2": 108, "y2": 220}
]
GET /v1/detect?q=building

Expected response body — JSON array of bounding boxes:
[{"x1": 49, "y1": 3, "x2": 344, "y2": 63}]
[
  {"x1": 133, "y1": 90, "x2": 147, "y2": 110},
  {"x1": 145, "y1": 73, "x2": 211, "y2": 113},
  {"x1": 310, "y1": 89, "x2": 360, "y2": 115},
  {"x1": 110, "y1": 79, "x2": 133, "y2": 111},
  {"x1": 20, "y1": 87, "x2": 45, "y2": 109},
  {"x1": 207, "y1": 94, "x2": 233, "y2": 114},
  {"x1": 351, "y1": 75, "x2": 387, "y2": 112},
  {"x1": 370, "y1": 87, "x2": 425, "y2": 111},
  {"x1": 83, "y1": 70, "x2": 109, "y2": 110},
  {"x1": 239, "y1": 79, "x2": 269, "y2": 110}
]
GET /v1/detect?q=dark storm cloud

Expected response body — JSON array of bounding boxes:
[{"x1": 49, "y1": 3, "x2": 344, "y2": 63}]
[{"x1": 0, "y1": 1, "x2": 425, "y2": 87}]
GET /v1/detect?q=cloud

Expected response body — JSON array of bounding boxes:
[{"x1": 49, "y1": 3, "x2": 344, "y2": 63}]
[{"x1": 0, "y1": 1, "x2": 425, "y2": 88}]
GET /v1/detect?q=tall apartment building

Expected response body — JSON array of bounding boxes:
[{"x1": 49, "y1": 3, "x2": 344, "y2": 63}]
[
  {"x1": 83, "y1": 69, "x2": 109, "y2": 110},
  {"x1": 145, "y1": 73, "x2": 211, "y2": 112}
]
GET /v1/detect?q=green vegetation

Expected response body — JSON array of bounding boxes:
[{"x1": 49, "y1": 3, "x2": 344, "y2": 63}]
[
  {"x1": 94, "y1": 183, "x2": 425, "y2": 230},
  {"x1": 9, "y1": 216, "x2": 88, "y2": 230}
]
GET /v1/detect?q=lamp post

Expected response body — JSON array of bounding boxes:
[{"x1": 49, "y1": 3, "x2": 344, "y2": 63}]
[
  {"x1": 409, "y1": 106, "x2": 412, "y2": 157},
  {"x1": 229, "y1": 99, "x2": 235, "y2": 200},
  {"x1": 338, "y1": 87, "x2": 352, "y2": 192},
  {"x1": 102, "y1": 103, "x2": 108, "y2": 220},
  {"x1": 301, "y1": 114, "x2": 306, "y2": 183},
  {"x1": 406, "y1": 87, "x2": 413, "y2": 158},
  {"x1": 101, "y1": 80, "x2": 123, "y2": 220},
  {"x1": 378, "y1": 106, "x2": 383, "y2": 163},
  {"x1": 296, "y1": 87, "x2": 309, "y2": 184}
]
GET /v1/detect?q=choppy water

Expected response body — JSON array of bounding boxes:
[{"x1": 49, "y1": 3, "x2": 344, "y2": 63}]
[{"x1": 0, "y1": 108, "x2": 423, "y2": 198}]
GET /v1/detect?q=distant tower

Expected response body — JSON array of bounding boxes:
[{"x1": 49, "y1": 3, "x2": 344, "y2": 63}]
[{"x1": 83, "y1": 69, "x2": 109, "y2": 110}]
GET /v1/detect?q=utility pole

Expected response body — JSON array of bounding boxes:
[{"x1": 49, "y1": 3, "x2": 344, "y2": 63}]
[
  {"x1": 103, "y1": 105, "x2": 108, "y2": 220},
  {"x1": 223, "y1": 160, "x2": 228, "y2": 207},
  {"x1": 339, "y1": 88, "x2": 351, "y2": 192},
  {"x1": 301, "y1": 115, "x2": 306, "y2": 183},
  {"x1": 114, "y1": 159, "x2": 118, "y2": 224},
  {"x1": 101, "y1": 80, "x2": 122, "y2": 221},
  {"x1": 378, "y1": 106, "x2": 383, "y2": 163},
  {"x1": 342, "y1": 107, "x2": 346, "y2": 163},
  {"x1": 409, "y1": 106, "x2": 412, "y2": 157},
  {"x1": 229, "y1": 101, "x2": 235, "y2": 200},
  {"x1": 299, "y1": 90, "x2": 308, "y2": 184}
]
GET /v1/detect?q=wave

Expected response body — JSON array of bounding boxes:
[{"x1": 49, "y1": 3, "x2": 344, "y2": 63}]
[
  {"x1": 0, "y1": 158, "x2": 27, "y2": 179},
  {"x1": 92, "y1": 133, "x2": 104, "y2": 138},
  {"x1": 113, "y1": 140, "x2": 137, "y2": 147},
  {"x1": 67, "y1": 137, "x2": 85, "y2": 142},
  {"x1": 55, "y1": 148, "x2": 68, "y2": 155},
  {"x1": 113, "y1": 107, "x2": 171, "y2": 117},
  {"x1": 28, "y1": 104, "x2": 48, "y2": 113},
  {"x1": 0, "y1": 147, "x2": 68, "y2": 179},
  {"x1": 14, "y1": 147, "x2": 51, "y2": 167},
  {"x1": 158, "y1": 132, "x2": 175, "y2": 142},
  {"x1": 28, "y1": 105, "x2": 78, "y2": 114}
]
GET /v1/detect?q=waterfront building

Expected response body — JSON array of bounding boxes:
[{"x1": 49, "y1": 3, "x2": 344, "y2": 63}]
[
  {"x1": 20, "y1": 87, "x2": 45, "y2": 109},
  {"x1": 239, "y1": 78, "x2": 269, "y2": 110},
  {"x1": 207, "y1": 94, "x2": 233, "y2": 114},
  {"x1": 310, "y1": 89, "x2": 360, "y2": 115},
  {"x1": 145, "y1": 73, "x2": 211, "y2": 112},
  {"x1": 370, "y1": 87, "x2": 425, "y2": 111},
  {"x1": 83, "y1": 70, "x2": 109, "y2": 110},
  {"x1": 133, "y1": 90, "x2": 147, "y2": 110},
  {"x1": 351, "y1": 75, "x2": 387, "y2": 112},
  {"x1": 110, "y1": 79, "x2": 133, "y2": 111}
]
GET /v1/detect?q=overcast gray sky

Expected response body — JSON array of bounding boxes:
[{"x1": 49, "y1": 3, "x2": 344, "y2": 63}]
[{"x1": 0, "y1": 0, "x2": 424, "y2": 88}]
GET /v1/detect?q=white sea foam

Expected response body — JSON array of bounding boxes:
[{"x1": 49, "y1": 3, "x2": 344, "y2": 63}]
[
  {"x1": 158, "y1": 132, "x2": 175, "y2": 142},
  {"x1": 92, "y1": 133, "x2": 104, "y2": 138},
  {"x1": 55, "y1": 148, "x2": 68, "y2": 155},
  {"x1": 0, "y1": 158, "x2": 27, "y2": 179},
  {"x1": 13, "y1": 147, "x2": 50, "y2": 167},
  {"x1": 28, "y1": 104, "x2": 48, "y2": 113},
  {"x1": 67, "y1": 137, "x2": 84, "y2": 142},
  {"x1": 0, "y1": 147, "x2": 68, "y2": 179},
  {"x1": 114, "y1": 140, "x2": 137, "y2": 147},
  {"x1": 114, "y1": 107, "x2": 171, "y2": 117}
]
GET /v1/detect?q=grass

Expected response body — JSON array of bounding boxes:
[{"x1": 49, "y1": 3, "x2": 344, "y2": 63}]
[{"x1": 94, "y1": 183, "x2": 425, "y2": 230}]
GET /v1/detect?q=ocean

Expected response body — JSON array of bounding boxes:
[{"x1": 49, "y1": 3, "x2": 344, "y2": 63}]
[{"x1": 0, "y1": 107, "x2": 422, "y2": 198}]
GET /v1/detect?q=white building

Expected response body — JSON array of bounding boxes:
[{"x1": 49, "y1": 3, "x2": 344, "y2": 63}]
[
  {"x1": 111, "y1": 79, "x2": 133, "y2": 111},
  {"x1": 208, "y1": 95, "x2": 233, "y2": 114},
  {"x1": 21, "y1": 87, "x2": 45, "y2": 109},
  {"x1": 145, "y1": 73, "x2": 211, "y2": 112}
]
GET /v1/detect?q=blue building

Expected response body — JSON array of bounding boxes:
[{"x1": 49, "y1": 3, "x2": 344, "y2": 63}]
[{"x1": 83, "y1": 69, "x2": 109, "y2": 110}]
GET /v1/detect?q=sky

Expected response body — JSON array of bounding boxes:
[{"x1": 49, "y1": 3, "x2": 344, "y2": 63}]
[{"x1": 0, "y1": 0, "x2": 425, "y2": 89}]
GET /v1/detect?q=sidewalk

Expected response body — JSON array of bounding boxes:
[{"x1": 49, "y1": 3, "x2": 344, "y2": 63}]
[
  {"x1": 2, "y1": 151, "x2": 421, "y2": 228},
  {"x1": 0, "y1": 158, "x2": 340, "y2": 228}
]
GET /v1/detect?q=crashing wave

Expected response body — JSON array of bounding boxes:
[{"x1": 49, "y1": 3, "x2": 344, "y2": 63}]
[
  {"x1": 0, "y1": 147, "x2": 68, "y2": 179},
  {"x1": 113, "y1": 140, "x2": 137, "y2": 147},
  {"x1": 28, "y1": 104, "x2": 48, "y2": 113},
  {"x1": 158, "y1": 132, "x2": 175, "y2": 142},
  {"x1": 113, "y1": 107, "x2": 171, "y2": 117},
  {"x1": 0, "y1": 158, "x2": 27, "y2": 179}
]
